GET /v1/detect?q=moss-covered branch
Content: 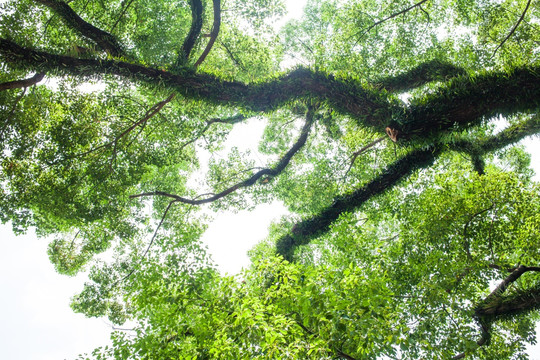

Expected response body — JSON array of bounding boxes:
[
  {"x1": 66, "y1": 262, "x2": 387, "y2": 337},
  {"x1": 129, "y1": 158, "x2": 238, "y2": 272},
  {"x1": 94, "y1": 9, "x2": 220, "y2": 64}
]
[
  {"x1": 376, "y1": 59, "x2": 467, "y2": 93},
  {"x1": 2, "y1": 38, "x2": 539, "y2": 142},
  {"x1": 33, "y1": 0, "x2": 124, "y2": 56},
  {"x1": 277, "y1": 118, "x2": 540, "y2": 259},
  {"x1": 388, "y1": 68, "x2": 540, "y2": 141},
  {"x1": 276, "y1": 146, "x2": 439, "y2": 260}
]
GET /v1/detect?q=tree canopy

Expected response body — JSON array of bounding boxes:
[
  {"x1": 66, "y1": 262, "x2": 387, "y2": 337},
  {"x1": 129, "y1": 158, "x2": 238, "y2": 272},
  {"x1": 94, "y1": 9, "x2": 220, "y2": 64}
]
[{"x1": 1, "y1": 0, "x2": 540, "y2": 358}]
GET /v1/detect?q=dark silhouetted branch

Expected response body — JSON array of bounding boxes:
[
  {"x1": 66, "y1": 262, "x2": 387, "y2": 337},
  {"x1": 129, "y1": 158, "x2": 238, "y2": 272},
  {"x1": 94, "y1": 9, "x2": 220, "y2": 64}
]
[
  {"x1": 130, "y1": 107, "x2": 316, "y2": 205},
  {"x1": 2, "y1": 38, "x2": 540, "y2": 141},
  {"x1": 276, "y1": 146, "x2": 439, "y2": 260},
  {"x1": 110, "y1": 0, "x2": 136, "y2": 32},
  {"x1": 180, "y1": 0, "x2": 204, "y2": 63},
  {"x1": 195, "y1": 0, "x2": 221, "y2": 67},
  {"x1": 0, "y1": 72, "x2": 45, "y2": 91},
  {"x1": 344, "y1": 136, "x2": 386, "y2": 178},
  {"x1": 33, "y1": 0, "x2": 124, "y2": 56},
  {"x1": 492, "y1": 0, "x2": 532, "y2": 56},
  {"x1": 355, "y1": 0, "x2": 429, "y2": 41}
]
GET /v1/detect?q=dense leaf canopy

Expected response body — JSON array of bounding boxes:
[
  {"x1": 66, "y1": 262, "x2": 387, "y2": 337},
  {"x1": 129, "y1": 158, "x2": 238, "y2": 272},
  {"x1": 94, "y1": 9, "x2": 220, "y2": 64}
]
[{"x1": 1, "y1": 0, "x2": 540, "y2": 358}]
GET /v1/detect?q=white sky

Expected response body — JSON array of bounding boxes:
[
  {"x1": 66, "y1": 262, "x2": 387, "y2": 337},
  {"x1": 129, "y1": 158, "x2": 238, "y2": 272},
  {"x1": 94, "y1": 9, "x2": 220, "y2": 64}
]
[{"x1": 1, "y1": 0, "x2": 540, "y2": 359}]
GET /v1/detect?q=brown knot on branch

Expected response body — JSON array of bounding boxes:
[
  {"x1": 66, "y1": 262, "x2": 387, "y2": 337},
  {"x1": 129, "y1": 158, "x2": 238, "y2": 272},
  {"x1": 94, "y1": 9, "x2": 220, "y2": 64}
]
[{"x1": 385, "y1": 127, "x2": 400, "y2": 142}]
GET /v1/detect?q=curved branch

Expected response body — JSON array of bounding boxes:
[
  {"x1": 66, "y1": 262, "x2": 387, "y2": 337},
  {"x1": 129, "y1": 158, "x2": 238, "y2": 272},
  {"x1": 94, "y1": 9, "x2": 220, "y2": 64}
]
[
  {"x1": 492, "y1": 0, "x2": 532, "y2": 57},
  {"x1": 344, "y1": 136, "x2": 386, "y2": 178},
  {"x1": 2, "y1": 39, "x2": 540, "y2": 141},
  {"x1": 450, "y1": 114, "x2": 540, "y2": 155},
  {"x1": 33, "y1": 0, "x2": 124, "y2": 56},
  {"x1": 180, "y1": 0, "x2": 204, "y2": 63},
  {"x1": 130, "y1": 107, "x2": 316, "y2": 205},
  {"x1": 194, "y1": 0, "x2": 221, "y2": 68},
  {"x1": 375, "y1": 60, "x2": 467, "y2": 93},
  {"x1": 0, "y1": 72, "x2": 45, "y2": 91}
]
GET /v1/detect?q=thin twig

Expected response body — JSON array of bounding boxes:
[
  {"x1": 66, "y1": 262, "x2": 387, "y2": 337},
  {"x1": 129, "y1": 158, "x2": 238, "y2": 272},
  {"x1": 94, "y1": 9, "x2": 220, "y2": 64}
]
[
  {"x1": 343, "y1": 136, "x2": 386, "y2": 178},
  {"x1": 492, "y1": 0, "x2": 532, "y2": 57},
  {"x1": 355, "y1": 0, "x2": 429, "y2": 42}
]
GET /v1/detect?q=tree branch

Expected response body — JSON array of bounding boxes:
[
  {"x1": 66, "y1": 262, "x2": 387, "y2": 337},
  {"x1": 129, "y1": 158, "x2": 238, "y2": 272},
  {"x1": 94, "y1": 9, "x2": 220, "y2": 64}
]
[
  {"x1": 276, "y1": 146, "x2": 439, "y2": 260},
  {"x1": 2, "y1": 38, "x2": 540, "y2": 141},
  {"x1": 0, "y1": 72, "x2": 45, "y2": 91},
  {"x1": 492, "y1": 0, "x2": 532, "y2": 57},
  {"x1": 453, "y1": 264, "x2": 540, "y2": 359},
  {"x1": 375, "y1": 60, "x2": 467, "y2": 93},
  {"x1": 194, "y1": 0, "x2": 221, "y2": 68},
  {"x1": 276, "y1": 117, "x2": 540, "y2": 259},
  {"x1": 130, "y1": 107, "x2": 316, "y2": 205},
  {"x1": 343, "y1": 136, "x2": 386, "y2": 178},
  {"x1": 33, "y1": 0, "x2": 124, "y2": 56},
  {"x1": 180, "y1": 0, "x2": 204, "y2": 63},
  {"x1": 355, "y1": 0, "x2": 430, "y2": 42}
]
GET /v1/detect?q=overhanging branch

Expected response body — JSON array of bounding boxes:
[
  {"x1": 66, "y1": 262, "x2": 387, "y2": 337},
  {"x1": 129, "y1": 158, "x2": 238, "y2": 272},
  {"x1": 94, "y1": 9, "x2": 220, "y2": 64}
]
[
  {"x1": 0, "y1": 72, "x2": 45, "y2": 91},
  {"x1": 276, "y1": 119, "x2": 540, "y2": 260},
  {"x1": 2, "y1": 38, "x2": 540, "y2": 141},
  {"x1": 33, "y1": 0, "x2": 124, "y2": 56},
  {"x1": 276, "y1": 146, "x2": 439, "y2": 260}
]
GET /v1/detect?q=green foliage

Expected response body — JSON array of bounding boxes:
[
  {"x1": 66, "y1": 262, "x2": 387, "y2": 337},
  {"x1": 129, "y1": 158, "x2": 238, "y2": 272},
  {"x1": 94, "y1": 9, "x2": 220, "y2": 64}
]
[{"x1": 1, "y1": 0, "x2": 540, "y2": 358}]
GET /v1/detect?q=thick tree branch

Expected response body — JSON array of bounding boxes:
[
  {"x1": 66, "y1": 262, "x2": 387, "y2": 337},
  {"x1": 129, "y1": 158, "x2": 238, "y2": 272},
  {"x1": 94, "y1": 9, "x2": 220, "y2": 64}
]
[
  {"x1": 376, "y1": 60, "x2": 467, "y2": 93},
  {"x1": 0, "y1": 72, "x2": 45, "y2": 91},
  {"x1": 130, "y1": 107, "x2": 316, "y2": 205},
  {"x1": 180, "y1": 0, "x2": 204, "y2": 63},
  {"x1": 453, "y1": 265, "x2": 540, "y2": 359},
  {"x1": 277, "y1": 119, "x2": 540, "y2": 259},
  {"x1": 33, "y1": 0, "x2": 124, "y2": 56},
  {"x1": 2, "y1": 39, "x2": 540, "y2": 141},
  {"x1": 194, "y1": 0, "x2": 221, "y2": 68},
  {"x1": 492, "y1": 0, "x2": 532, "y2": 56},
  {"x1": 450, "y1": 114, "x2": 540, "y2": 169},
  {"x1": 276, "y1": 146, "x2": 439, "y2": 260}
]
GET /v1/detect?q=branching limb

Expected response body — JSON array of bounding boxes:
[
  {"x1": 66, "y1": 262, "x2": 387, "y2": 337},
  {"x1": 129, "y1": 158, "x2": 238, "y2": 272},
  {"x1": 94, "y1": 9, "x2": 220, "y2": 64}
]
[
  {"x1": 450, "y1": 114, "x2": 540, "y2": 160},
  {"x1": 343, "y1": 136, "x2": 386, "y2": 178},
  {"x1": 178, "y1": 114, "x2": 246, "y2": 152},
  {"x1": 453, "y1": 265, "x2": 540, "y2": 359},
  {"x1": 109, "y1": 93, "x2": 176, "y2": 170},
  {"x1": 180, "y1": 0, "x2": 204, "y2": 63},
  {"x1": 130, "y1": 107, "x2": 316, "y2": 205},
  {"x1": 33, "y1": 0, "x2": 124, "y2": 56},
  {"x1": 355, "y1": 0, "x2": 429, "y2": 41},
  {"x1": 277, "y1": 116, "x2": 540, "y2": 259},
  {"x1": 2, "y1": 38, "x2": 540, "y2": 140},
  {"x1": 492, "y1": 0, "x2": 532, "y2": 57},
  {"x1": 0, "y1": 72, "x2": 45, "y2": 91},
  {"x1": 194, "y1": 0, "x2": 221, "y2": 68}
]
